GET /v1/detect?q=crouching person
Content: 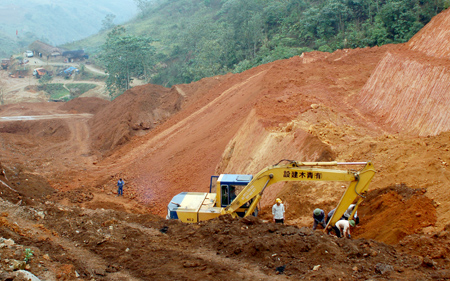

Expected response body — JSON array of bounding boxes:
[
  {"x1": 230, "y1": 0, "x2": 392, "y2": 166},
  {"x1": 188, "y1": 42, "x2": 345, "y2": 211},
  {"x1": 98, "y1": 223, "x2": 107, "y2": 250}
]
[
  {"x1": 335, "y1": 219, "x2": 355, "y2": 238},
  {"x1": 312, "y1": 208, "x2": 326, "y2": 230}
]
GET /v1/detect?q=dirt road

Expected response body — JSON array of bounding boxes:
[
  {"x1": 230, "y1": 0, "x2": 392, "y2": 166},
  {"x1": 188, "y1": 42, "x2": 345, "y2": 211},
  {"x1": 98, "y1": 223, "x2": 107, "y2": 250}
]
[{"x1": 0, "y1": 113, "x2": 92, "y2": 121}]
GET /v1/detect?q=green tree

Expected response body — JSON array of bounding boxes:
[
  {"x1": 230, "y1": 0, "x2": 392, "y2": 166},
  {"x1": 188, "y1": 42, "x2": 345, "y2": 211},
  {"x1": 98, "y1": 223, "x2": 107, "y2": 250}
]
[
  {"x1": 100, "y1": 26, "x2": 155, "y2": 98},
  {"x1": 100, "y1": 0, "x2": 449, "y2": 87},
  {"x1": 220, "y1": 0, "x2": 265, "y2": 62},
  {"x1": 134, "y1": 0, "x2": 152, "y2": 16},
  {"x1": 101, "y1": 14, "x2": 116, "y2": 31}
]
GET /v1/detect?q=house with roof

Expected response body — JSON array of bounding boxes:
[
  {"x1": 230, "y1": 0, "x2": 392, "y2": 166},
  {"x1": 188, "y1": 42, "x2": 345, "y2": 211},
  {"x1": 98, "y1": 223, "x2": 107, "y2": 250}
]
[
  {"x1": 62, "y1": 49, "x2": 89, "y2": 62},
  {"x1": 28, "y1": 40, "x2": 64, "y2": 58}
]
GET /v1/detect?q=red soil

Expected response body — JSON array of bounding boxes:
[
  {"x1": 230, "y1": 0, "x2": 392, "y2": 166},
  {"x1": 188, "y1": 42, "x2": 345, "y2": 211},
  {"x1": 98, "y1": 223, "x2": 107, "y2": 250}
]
[{"x1": 1, "y1": 8, "x2": 450, "y2": 280}]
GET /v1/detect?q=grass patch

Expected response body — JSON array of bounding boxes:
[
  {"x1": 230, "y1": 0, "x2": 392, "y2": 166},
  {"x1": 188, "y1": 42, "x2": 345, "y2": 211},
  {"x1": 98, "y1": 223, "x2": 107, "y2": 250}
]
[
  {"x1": 40, "y1": 84, "x2": 70, "y2": 101},
  {"x1": 66, "y1": 83, "x2": 97, "y2": 95},
  {"x1": 40, "y1": 83, "x2": 99, "y2": 101}
]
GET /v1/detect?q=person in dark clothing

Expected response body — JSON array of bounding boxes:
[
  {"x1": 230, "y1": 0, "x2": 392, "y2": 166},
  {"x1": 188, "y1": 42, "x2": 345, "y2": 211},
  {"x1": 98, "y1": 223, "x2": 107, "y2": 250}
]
[
  {"x1": 312, "y1": 208, "x2": 326, "y2": 230},
  {"x1": 326, "y1": 208, "x2": 335, "y2": 225},
  {"x1": 117, "y1": 178, "x2": 124, "y2": 196},
  {"x1": 325, "y1": 208, "x2": 341, "y2": 237}
]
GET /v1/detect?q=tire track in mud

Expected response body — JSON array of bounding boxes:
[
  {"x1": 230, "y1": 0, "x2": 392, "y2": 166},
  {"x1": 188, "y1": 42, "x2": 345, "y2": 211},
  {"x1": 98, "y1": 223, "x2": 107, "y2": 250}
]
[{"x1": 67, "y1": 118, "x2": 92, "y2": 160}]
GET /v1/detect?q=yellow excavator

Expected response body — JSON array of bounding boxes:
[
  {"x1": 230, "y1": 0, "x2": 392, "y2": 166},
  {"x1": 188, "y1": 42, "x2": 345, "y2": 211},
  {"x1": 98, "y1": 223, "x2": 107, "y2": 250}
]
[{"x1": 167, "y1": 160, "x2": 375, "y2": 229}]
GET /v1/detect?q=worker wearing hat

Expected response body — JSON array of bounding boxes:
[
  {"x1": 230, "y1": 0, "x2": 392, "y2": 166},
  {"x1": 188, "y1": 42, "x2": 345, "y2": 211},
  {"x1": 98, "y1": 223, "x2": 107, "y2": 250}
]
[
  {"x1": 312, "y1": 208, "x2": 326, "y2": 230},
  {"x1": 335, "y1": 219, "x2": 355, "y2": 238},
  {"x1": 272, "y1": 198, "x2": 285, "y2": 224},
  {"x1": 343, "y1": 204, "x2": 360, "y2": 225}
]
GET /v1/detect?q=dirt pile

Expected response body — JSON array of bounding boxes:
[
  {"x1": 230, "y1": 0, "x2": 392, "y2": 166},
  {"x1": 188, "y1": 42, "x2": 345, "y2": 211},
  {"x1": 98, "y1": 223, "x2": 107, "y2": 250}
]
[
  {"x1": 0, "y1": 193, "x2": 448, "y2": 280},
  {"x1": 88, "y1": 77, "x2": 228, "y2": 155},
  {"x1": 356, "y1": 50, "x2": 450, "y2": 136},
  {"x1": 0, "y1": 161, "x2": 54, "y2": 205},
  {"x1": 58, "y1": 97, "x2": 109, "y2": 114},
  {"x1": 354, "y1": 184, "x2": 437, "y2": 244}
]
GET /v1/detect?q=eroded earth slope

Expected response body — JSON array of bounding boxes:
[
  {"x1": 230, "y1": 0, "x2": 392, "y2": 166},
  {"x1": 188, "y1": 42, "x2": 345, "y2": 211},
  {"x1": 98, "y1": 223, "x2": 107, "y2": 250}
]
[{"x1": 1, "y1": 8, "x2": 450, "y2": 281}]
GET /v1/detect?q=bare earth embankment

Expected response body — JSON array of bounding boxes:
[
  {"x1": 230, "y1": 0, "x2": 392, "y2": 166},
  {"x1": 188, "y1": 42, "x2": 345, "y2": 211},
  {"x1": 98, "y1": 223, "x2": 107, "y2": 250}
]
[{"x1": 1, "y1": 8, "x2": 450, "y2": 281}]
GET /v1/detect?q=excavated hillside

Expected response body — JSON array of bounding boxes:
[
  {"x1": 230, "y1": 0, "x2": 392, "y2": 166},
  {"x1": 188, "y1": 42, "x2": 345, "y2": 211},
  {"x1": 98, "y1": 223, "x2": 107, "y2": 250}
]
[{"x1": 1, "y1": 8, "x2": 450, "y2": 281}]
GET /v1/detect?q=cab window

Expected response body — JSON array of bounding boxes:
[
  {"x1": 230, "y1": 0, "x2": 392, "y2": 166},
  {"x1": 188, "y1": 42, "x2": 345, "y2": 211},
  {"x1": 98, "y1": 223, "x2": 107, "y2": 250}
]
[{"x1": 221, "y1": 185, "x2": 229, "y2": 206}]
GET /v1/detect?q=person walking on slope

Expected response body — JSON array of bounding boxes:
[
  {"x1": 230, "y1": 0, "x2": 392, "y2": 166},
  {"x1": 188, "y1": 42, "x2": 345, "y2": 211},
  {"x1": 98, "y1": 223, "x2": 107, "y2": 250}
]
[
  {"x1": 335, "y1": 219, "x2": 355, "y2": 238},
  {"x1": 312, "y1": 208, "x2": 327, "y2": 230},
  {"x1": 117, "y1": 178, "x2": 124, "y2": 196},
  {"x1": 272, "y1": 198, "x2": 285, "y2": 224}
]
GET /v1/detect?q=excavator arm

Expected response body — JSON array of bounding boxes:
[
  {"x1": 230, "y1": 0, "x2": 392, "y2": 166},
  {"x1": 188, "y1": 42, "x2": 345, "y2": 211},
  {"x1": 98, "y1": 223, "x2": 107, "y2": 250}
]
[
  {"x1": 325, "y1": 162, "x2": 375, "y2": 227},
  {"x1": 223, "y1": 160, "x2": 375, "y2": 227}
]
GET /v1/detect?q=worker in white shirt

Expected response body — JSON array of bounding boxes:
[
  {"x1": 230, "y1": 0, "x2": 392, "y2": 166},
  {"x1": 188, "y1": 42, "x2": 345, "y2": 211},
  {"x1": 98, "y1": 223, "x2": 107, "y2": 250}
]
[
  {"x1": 335, "y1": 219, "x2": 355, "y2": 238},
  {"x1": 343, "y1": 204, "x2": 360, "y2": 225},
  {"x1": 272, "y1": 198, "x2": 285, "y2": 224}
]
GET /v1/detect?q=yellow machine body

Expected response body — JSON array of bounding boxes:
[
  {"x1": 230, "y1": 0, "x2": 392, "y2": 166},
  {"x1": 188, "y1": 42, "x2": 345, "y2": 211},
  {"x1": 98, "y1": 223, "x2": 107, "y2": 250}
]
[{"x1": 167, "y1": 161, "x2": 375, "y2": 226}]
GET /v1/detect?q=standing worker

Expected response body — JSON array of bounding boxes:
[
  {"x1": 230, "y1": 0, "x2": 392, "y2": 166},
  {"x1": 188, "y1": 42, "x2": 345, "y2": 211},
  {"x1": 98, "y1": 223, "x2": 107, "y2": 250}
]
[
  {"x1": 312, "y1": 208, "x2": 326, "y2": 230},
  {"x1": 272, "y1": 198, "x2": 285, "y2": 224},
  {"x1": 117, "y1": 178, "x2": 124, "y2": 196},
  {"x1": 335, "y1": 219, "x2": 355, "y2": 238}
]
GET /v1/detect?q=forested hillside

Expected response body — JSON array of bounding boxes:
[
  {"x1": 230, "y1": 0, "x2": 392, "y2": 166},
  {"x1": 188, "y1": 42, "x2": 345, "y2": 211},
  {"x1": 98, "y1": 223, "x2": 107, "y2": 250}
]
[
  {"x1": 71, "y1": 0, "x2": 449, "y2": 93},
  {"x1": 0, "y1": 0, "x2": 136, "y2": 58}
]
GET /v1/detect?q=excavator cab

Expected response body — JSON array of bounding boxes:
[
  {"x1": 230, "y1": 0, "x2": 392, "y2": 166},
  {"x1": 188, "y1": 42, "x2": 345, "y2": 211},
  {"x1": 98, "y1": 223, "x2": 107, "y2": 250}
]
[
  {"x1": 213, "y1": 174, "x2": 252, "y2": 207},
  {"x1": 212, "y1": 174, "x2": 258, "y2": 217}
]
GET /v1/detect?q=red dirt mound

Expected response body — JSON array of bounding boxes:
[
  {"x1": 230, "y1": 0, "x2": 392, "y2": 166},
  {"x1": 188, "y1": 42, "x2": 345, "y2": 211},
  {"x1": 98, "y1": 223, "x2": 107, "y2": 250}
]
[
  {"x1": 88, "y1": 84, "x2": 175, "y2": 154},
  {"x1": 355, "y1": 8, "x2": 450, "y2": 137},
  {"x1": 87, "y1": 75, "x2": 231, "y2": 156},
  {"x1": 0, "y1": 162, "x2": 54, "y2": 205},
  {"x1": 354, "y1": 184, "x2": 437, "y2": 244},
  {"x1": 0, "y1": 197, "x2": 446, "y2": 280},
  {"x1": 1, "y1": 9, "x2": 450, "y2": 280},
  {"x1": 58, "y1": 97, "x2": 109, "y2": 114}
]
